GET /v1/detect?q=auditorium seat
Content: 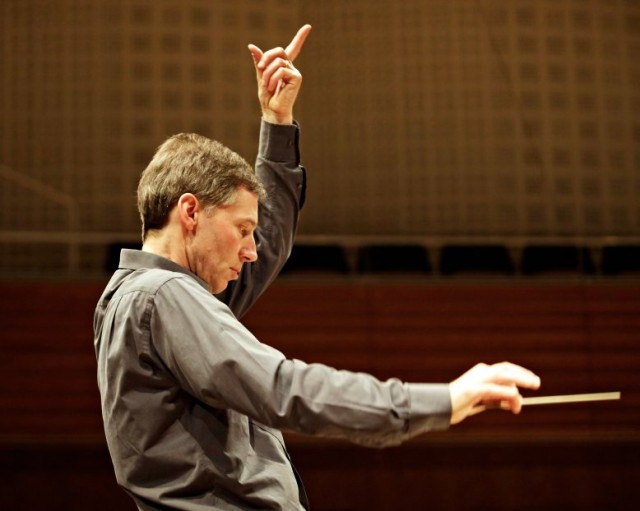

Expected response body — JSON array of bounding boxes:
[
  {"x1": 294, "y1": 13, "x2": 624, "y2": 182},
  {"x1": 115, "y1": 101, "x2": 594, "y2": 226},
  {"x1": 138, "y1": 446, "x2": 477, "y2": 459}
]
[
  {"x1": 601, "y1": 245, "x2": 640, "y2": 276},
  {"x1": 521, "y1": 245, "x2": 596, "y2": 276},
  {"x1": 280, "y1": 244, "x2": 351, "y2": 275},
  {"x1": 356, "y1": 244, "x2": 431, "y2": 274},
  {"x1": 439, "y1": 244, "x2": 514, "y2": 276}
]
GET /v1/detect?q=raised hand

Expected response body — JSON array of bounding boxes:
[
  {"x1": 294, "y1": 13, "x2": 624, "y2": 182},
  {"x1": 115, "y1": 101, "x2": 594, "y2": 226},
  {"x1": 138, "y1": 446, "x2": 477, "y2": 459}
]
[{"x1": 248, "y1": 24, "x2": 312, "y2": 124}]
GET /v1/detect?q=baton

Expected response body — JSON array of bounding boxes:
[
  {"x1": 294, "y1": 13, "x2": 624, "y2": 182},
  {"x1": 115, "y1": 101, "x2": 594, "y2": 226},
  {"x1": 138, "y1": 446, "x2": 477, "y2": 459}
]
[{"x1": 521, "y1": 391, "x2": 620, "y2": 406}]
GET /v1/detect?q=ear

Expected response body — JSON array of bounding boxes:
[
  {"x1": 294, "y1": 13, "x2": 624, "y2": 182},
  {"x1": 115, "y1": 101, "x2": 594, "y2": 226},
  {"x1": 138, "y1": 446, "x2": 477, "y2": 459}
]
[{"x1": 176, "y1": 193, "x2": 200, "y2": 232}]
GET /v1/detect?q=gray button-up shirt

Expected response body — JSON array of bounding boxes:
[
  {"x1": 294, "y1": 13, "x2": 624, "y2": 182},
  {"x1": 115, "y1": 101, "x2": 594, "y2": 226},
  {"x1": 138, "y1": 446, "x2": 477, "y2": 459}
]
[{"x1": 94, "y1": 122, "x2": 451, "y2": 511}]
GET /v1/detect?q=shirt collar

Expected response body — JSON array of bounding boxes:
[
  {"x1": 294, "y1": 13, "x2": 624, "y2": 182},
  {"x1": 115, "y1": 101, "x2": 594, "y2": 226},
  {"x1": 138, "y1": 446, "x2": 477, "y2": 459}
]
[{"x1": 118, "y1": 249, "x2": 209, "y2": 292}]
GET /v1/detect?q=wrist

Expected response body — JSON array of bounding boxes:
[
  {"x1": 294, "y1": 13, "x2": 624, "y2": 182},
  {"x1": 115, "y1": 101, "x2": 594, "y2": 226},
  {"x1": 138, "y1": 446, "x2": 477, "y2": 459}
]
[
  {"x1": 262, "y1": 111, "x2": 294, "y2": 125},
  {"x1": 258, "y1": 119, "x2": 300, "y2": 163}
]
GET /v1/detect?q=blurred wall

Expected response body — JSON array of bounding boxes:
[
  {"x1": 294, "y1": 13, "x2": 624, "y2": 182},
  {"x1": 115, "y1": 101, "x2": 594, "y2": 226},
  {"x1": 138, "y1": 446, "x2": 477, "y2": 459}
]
[{"x1": 1, "y1": 0, "x2": 639, "y2": 276}]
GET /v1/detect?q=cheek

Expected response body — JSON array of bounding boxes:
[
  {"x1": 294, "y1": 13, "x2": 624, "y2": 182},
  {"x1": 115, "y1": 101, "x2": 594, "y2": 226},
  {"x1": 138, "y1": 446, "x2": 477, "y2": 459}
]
[
  {"x1": 220, "y1": 232, "x2": 242, "y2": 256},
  {"x1": 208, "y1": 234, "x2": 237, "y2": 268}
]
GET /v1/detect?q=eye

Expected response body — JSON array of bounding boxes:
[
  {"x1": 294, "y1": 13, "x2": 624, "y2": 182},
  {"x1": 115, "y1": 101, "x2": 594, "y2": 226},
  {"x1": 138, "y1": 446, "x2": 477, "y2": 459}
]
[{"x1": 238, "y1": 221, "x2": 256, "y2": 238}]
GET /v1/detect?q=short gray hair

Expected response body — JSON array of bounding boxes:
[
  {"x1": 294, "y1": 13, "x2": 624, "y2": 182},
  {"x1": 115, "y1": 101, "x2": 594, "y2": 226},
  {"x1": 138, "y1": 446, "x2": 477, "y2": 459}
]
[{"x1": 137, "y1": 133, "x2": 265, "y2": 240}]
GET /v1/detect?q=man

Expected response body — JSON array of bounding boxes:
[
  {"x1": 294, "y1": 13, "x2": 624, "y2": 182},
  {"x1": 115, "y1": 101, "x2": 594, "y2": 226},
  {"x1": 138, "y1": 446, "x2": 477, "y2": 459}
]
[{"x1": 94, "y1": 26, "x2": 540, "y2": 511}]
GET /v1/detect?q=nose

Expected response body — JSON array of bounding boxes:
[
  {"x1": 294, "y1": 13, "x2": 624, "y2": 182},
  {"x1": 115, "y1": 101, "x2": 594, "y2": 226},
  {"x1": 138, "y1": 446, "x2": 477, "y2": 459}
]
[{"x1": 240, "y1": 236, "x2": 258, "y2": 262}]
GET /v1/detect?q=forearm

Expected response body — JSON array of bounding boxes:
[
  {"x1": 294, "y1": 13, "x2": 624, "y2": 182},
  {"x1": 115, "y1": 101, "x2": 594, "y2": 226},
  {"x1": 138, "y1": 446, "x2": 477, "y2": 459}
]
[
  {"x1": 218, "y1": 120, "x2": 305, "y2": 317},
  {"x1": 265, "y1": 360, "x2": 452, "y2": 447}
]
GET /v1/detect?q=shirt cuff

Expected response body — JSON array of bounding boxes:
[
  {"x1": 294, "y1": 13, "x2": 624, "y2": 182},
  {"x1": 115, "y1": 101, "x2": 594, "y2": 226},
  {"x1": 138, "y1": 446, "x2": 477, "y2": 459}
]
[
  {"x1": 258, "y1": 119, "x2": 300, "y2": 164},
  {"x1": 406, "y1": 383, "x2": 452, "y2": 434}
]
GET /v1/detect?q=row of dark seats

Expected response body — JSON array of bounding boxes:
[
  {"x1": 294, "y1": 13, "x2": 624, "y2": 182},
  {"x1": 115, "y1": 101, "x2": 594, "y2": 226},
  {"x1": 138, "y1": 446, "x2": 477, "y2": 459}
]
[
  {"x1": 279, "y1": 244, "x2": 640, "y2": 277},
  {"x1": 104, "y1": 242, "x2": 639, "y2": 276}
]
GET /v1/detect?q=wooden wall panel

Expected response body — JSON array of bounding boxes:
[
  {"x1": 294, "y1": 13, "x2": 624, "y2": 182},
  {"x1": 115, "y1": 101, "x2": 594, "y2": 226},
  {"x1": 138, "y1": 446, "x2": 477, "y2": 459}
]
[
  {"x1": 0, "y1": 279, "x2": 638, "y2": 510},
  {"x1": 1, "y1": 280, "x2": 638, "y2": 438},
  {"x1": 243, "y1": 281, "x2": 640, "y2": 436},
  {"x1": 0, "y1": 281, "x2": 107, "y2": 438}
]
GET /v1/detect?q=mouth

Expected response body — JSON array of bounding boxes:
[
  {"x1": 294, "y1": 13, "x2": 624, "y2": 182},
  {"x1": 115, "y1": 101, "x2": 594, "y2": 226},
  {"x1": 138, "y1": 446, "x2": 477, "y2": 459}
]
[{"x1": 230, "y1": 267, "x2": 241, "y2": 279}]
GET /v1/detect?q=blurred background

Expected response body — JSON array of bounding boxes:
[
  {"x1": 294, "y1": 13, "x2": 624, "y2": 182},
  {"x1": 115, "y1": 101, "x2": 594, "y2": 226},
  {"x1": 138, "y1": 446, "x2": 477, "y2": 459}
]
[
  {"x1": 1, "y1": 0, "x2": 639, "y2": 276},
  {"x1": 1, "y1": 1, "x2": 639, "y2": 510}
]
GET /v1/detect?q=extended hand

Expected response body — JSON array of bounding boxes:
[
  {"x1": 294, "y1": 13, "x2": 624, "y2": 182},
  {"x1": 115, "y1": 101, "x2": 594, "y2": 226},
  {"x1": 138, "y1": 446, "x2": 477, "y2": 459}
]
[
  {"x1": 248, "y1": 24, "x2": 312, "y2": 124},
  {"x1": 449, "y1": 362, "x2": 541, "y2": 424}
]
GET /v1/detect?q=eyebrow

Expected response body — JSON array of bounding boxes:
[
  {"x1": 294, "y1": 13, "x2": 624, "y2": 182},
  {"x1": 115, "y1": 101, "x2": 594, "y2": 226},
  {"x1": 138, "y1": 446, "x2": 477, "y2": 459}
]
[{"x1": 239, "y1": 218, "x2": 258, "y2": 228}]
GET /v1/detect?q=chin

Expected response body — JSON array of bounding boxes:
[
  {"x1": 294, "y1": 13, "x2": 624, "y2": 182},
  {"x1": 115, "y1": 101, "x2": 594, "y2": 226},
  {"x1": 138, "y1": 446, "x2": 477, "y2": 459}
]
[{"x1": 211, "y1": 282, "x2": 229, "y2": 294}]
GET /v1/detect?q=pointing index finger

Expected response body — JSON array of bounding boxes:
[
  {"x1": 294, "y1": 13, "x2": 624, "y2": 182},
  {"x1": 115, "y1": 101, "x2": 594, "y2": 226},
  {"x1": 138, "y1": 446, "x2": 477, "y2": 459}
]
[{"x1": 285, "y1": 24, "x2": 312, "y2": 61}]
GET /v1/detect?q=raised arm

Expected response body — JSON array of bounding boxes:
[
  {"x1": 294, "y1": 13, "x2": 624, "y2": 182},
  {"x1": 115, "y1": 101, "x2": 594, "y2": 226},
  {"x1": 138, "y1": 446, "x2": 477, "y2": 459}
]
[{"x1": 217, "y1": 25, "x2": 312, "y2": 317}]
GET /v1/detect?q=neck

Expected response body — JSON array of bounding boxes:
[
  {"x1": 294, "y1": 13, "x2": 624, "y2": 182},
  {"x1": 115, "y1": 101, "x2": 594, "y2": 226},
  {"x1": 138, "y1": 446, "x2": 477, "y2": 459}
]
[{"x1": 142, "y1": 227, "x2": 188, "y2": 268}]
